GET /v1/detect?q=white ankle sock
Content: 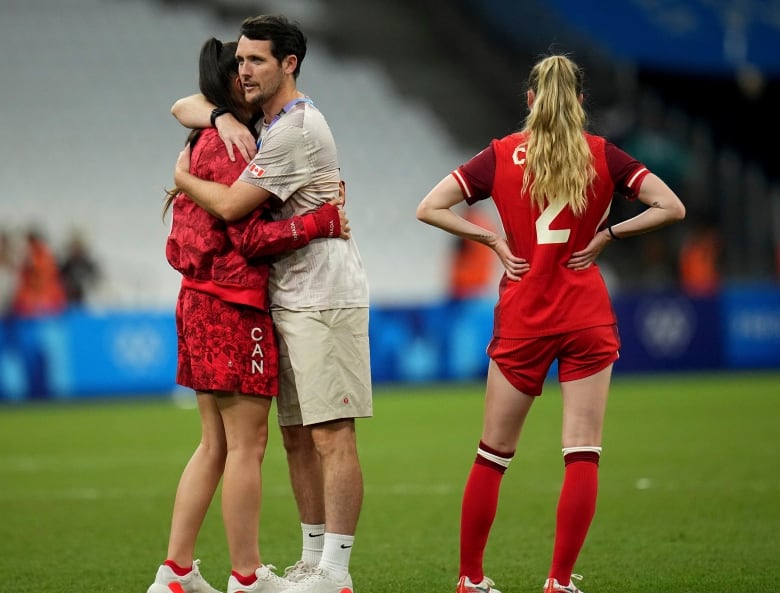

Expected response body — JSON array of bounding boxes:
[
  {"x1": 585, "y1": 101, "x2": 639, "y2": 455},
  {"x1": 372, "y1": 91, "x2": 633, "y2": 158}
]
[
  {"x1": 318, "y1": 533, "x2": 354, "y2": 580},
  {"x1": 301, "y1": 523, "x2": 325, "y2": 566}
]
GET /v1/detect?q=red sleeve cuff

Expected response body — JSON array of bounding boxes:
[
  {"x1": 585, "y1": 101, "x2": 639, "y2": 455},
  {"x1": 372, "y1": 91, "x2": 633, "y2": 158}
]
[{"x1": 301, "y1": 214, "x2": 318, "y2": 241}]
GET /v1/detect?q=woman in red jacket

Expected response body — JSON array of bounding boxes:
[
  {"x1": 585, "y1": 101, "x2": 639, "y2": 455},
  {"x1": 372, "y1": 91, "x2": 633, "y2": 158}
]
[{"x1": 147, "y1": 37, "x2": 347, "y2": 593}]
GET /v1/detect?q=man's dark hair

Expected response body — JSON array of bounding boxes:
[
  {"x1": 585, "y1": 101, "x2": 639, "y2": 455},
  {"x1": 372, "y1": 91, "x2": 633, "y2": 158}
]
[{"x1": 240, "y1": 14, "x2": 307, "y2": 78}]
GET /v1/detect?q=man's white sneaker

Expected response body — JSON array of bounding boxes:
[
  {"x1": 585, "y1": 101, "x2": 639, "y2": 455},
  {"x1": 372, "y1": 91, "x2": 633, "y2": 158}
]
[
  {"x1": 279, "y1": 567, "x2": 352, "y2": 593},
  {"x1": 456, "y1": 575, "x2": 502, "y2": 593},
  {"x1": 282, "y1": 560, "x2": 317, "y2": 583},
  {"x1": 543, "y1": 574, "x2": 585, "y2": 593},
  {"x1": 227, "y1": 565, "x2": 291, "y2": 593},
  {"x1": 147, "y1": 559, "x2": 223, "y2": 593}
]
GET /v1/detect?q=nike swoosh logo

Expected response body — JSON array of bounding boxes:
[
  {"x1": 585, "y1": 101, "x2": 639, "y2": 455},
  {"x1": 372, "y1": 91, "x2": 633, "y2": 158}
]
[
  {"x1": 308, "y1": 533, "x2": 324, "y2": 538},
  {"x1": 340, "y1": 544, "x2": 352, "y2": 549}
]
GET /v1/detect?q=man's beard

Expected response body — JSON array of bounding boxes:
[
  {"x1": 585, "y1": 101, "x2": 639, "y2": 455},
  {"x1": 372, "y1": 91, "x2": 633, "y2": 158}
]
[
  {"x1": 247, "y1": 91, "x2": 266, "y2": 106},
  {"x1": 246, "y1": 79, "x2": 281, "y2": 107}
]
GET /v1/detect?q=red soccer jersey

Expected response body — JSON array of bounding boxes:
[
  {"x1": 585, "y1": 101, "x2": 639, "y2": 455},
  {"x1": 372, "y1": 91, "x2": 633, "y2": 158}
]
[
  {"x1": 453, "y1": 131, "x2": 649, "y2": 338},
  {"x1": 166, "y1": 129, "x2": 317, "y2": 310}
]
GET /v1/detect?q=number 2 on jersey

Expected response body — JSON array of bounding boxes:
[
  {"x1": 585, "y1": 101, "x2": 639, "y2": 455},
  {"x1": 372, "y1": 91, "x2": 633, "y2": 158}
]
[
  {"x1": 536, "y1": 201, "x2": 570, "y2": 244},
  {"x1": 514, "y1": 144, "x2": 571, "y2": 245}
]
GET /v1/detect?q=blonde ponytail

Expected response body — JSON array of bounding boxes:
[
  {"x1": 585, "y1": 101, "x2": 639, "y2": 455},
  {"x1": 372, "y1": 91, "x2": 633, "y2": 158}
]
[{"x1": 522, "y1": 55, "x2": 594, "y2": 216}]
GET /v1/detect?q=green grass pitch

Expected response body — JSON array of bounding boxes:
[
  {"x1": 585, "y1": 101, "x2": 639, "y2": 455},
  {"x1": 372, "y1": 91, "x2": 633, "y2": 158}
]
[{"x1": 1, "y1": 371, "x2": 778, "y2": 592}]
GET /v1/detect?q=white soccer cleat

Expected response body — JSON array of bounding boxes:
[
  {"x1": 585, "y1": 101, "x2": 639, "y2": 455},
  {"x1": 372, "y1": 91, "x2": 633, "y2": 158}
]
[
  {"x1": 456, "y1": 575, "x2": 502, "y2": 593},
  {"x1": 147, "y1": 559, "x2": 223, "y2": 593},
  {"x1": 278, "y1": 567, "x2": 352, "y2": 593},
  {"x1": 282, "y1": 560, "x2": 317, "y2": 583},
  {"x1": 227, "y1": 564, "x2": 292, "y2": 593},
  {"x1": 543, "y1": 574, "x2": 585, "y2": 593}
]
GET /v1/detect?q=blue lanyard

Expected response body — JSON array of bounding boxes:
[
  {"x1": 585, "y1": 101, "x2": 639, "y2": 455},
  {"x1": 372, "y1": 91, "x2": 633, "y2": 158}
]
[{"x1": 256, "y1": 97, "x2": 314, "y2": 148}]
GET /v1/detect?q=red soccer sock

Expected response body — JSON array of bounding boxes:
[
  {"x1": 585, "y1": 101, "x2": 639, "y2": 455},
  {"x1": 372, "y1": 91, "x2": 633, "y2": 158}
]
[
  {"x1": 549, "y1": 451, "x2": 600, "y2": 585},
  {"x1": 231, "y1": 570, "x2": 258, "y2": 586},
  {"x1": 164, "y1": 560, "x2": 191, "y2": 576},
  {"x1": 459, "y1": 441, "x2": 514, "y2": 582}
]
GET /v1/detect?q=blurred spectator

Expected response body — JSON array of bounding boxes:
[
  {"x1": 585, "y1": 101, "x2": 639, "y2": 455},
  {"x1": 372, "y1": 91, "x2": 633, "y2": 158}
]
[
  {"x1": 679, "y1": 216, "x2": 722, "y2": 296},
  {"x1": 449, "y1": 206, "x2": 499, "y2": 300},
  {"x1": 59, "y1": 229, "x2": 101, "y2": 307},
  {"x1": 11, "y1": 228, "x2": 67, "y2": 317}
]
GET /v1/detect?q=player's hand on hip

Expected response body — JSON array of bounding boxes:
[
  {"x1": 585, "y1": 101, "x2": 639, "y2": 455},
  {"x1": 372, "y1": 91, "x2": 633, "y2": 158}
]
[
  {"x1": 567, "y1": 232, "x2": 609, "y2": 270},
  {"x1": 494, "y1": 238, "x2": 529, "y2": 281}
]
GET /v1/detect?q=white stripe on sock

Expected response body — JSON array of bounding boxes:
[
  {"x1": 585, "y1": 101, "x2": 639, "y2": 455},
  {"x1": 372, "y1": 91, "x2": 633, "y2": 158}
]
[
  {"x1": 561, "y1": 446, "x2": 602, "y2": 457},
  {"x1": 477, "y1": 447, "x2": 512, "y2": 468}
]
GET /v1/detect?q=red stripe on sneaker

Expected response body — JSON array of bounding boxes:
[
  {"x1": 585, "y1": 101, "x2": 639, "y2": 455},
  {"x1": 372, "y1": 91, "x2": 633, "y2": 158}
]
[{"x1": 168, "y1": 583, "x2": 186, "y2": 593}]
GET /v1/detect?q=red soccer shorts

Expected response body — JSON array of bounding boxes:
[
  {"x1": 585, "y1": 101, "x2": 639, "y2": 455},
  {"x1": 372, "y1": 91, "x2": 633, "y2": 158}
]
[
  {"x1": 176, "y1": 287, "x2": 278, "y2": 396},
  {"x1": 487, "y1": 324, "x2": 620, "y2": 396}
]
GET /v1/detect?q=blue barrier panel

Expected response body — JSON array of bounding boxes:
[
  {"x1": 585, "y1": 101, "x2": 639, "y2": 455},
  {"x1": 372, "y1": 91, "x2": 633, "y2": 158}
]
[
  {"x1": 722, "y1": 285, "x2": 780, "y2": 369},
  {"x1": 442, "y1": 297, "x2": 494, "y2": 381},
  {"x1": 64, "y1": 309, "x2": 178, "y2": 396},
  {"x1": 611, "y1": 291, "x2": 722, "y2": 373},
  {"x1": 0, "y1": 310, "x2": 177, "y2": 401},
  {"x1": 369, "y1": 297, "x2": 495, "y2": 384},
  {"x1": 369, "y1": 303, "x2": 448, "y2": 383},
  {"x1": 0, "y1": 316, "x2": 70, "y2": 401},
  {"x1": 370, "y1": 292, "x2": 727, "y2": 382},
  {"x1": 2, "y1": 285, "x2": 777, "y2": 400}
]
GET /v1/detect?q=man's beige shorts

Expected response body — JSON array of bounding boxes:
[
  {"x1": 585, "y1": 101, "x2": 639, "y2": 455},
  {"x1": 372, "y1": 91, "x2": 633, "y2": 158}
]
[{"x1": 271, "y1": 307, "x2": 373, "y2": 426}]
